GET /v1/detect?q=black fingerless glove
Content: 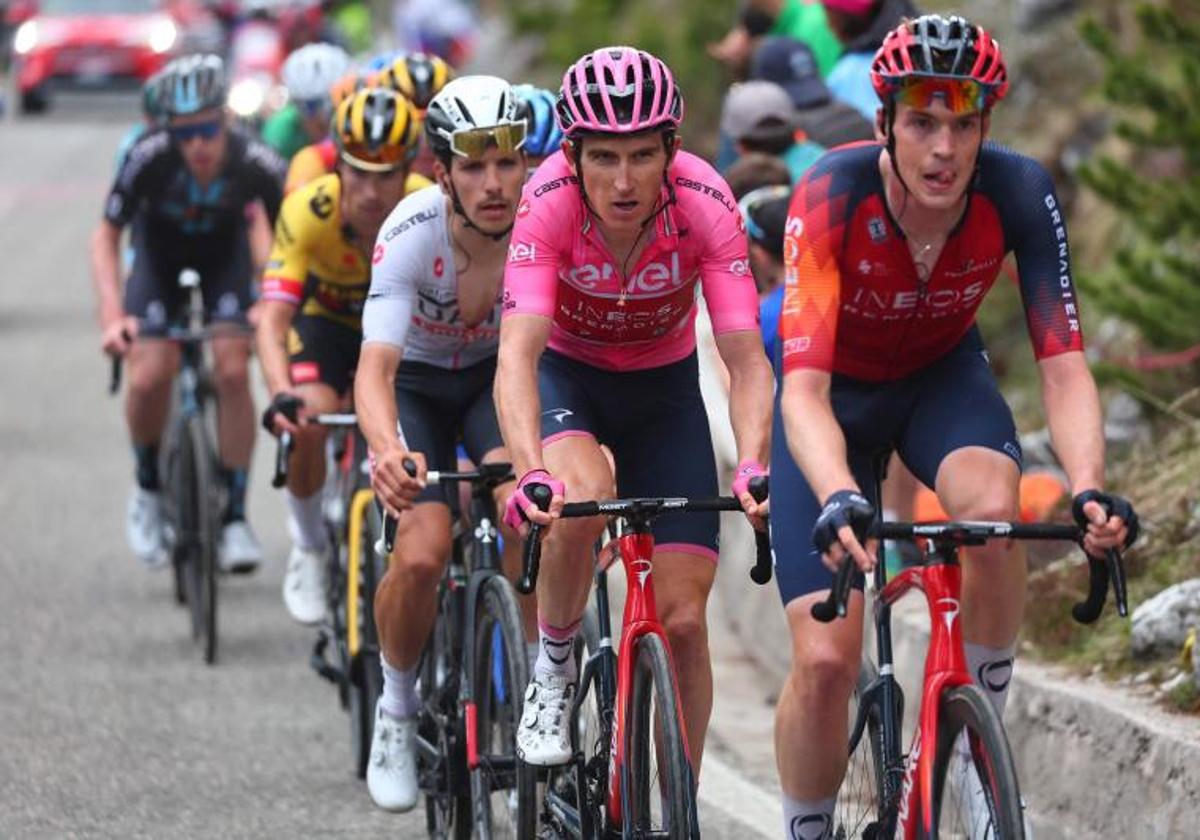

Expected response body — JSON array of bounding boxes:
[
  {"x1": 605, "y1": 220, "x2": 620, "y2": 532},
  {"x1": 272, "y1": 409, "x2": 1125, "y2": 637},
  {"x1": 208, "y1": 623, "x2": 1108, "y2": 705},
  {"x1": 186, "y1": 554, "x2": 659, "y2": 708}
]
[
  {"x1": 812, "y1": 489, "x2": 875, "y2": 554},
  {"x1": 1071, "y1": 489, "x2": 1139, "y2": 549},
  {"x1": 261, "y1": 392, "x2": 303, "y2": 434}
]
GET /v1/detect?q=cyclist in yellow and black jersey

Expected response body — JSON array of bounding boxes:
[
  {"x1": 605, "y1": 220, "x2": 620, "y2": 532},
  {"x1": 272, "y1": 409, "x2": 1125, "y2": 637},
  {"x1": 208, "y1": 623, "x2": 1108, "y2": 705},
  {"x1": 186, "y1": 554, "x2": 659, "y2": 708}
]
[{"x1": 257, "y1": 87, "x2": 429, "y2": 625}]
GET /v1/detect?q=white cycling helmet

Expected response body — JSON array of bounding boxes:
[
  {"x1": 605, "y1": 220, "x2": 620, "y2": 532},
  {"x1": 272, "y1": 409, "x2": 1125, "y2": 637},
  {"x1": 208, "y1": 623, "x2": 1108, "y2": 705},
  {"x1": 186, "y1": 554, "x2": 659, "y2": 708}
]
[
  {"x1": 424, "y1": 75, "x2": 529, "y2": 163},
  {"x1": 282, "y1": 42, "x2": 351, "y2": 104}
]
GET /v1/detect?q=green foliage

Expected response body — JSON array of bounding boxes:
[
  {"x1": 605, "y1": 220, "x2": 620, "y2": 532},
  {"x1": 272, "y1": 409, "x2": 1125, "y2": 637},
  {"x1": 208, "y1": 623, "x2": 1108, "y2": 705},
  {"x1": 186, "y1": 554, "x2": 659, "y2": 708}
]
[
  {"x1": 1076, "y1": 4, "x2": 1200, "y2": 354},
  {"x1": 500, "y1": 0, "x2": 735, "y2": 152}
]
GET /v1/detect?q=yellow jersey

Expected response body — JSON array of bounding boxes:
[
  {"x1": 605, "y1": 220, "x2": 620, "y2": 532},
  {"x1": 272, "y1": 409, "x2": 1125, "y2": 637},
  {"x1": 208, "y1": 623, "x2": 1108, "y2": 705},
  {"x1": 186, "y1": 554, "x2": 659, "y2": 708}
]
[{"x1": 261, "y1": 171, "x2": 431, "y2": 329}]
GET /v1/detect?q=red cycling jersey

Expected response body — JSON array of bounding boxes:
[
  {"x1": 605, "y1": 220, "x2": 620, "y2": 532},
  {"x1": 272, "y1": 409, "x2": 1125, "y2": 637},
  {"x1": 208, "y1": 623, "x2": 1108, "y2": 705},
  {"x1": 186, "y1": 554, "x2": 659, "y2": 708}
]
[{"x1": 780, "y1": 142, "x2": 1084, "y2": 381}]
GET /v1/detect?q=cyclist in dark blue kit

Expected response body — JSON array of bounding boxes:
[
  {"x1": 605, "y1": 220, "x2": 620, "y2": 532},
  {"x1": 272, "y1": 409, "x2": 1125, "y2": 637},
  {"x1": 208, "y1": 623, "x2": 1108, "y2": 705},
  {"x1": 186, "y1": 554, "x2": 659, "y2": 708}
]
[{"x1": 91, "y1": 54, "x2": 286, "y2": 573}]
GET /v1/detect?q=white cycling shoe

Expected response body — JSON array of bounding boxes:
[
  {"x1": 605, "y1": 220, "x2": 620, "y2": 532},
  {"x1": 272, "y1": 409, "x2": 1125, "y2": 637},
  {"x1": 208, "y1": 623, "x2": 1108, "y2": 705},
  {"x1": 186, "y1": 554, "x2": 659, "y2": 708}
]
[
  {"x1": 367, "y1": 705, "x2": 419, "y2": 812},
  {"x1": 282, "y1": 544, "x2": 327, "y2": 625},
  {"x1": 126, "y1": 487, "x2": 168, "y2": 569},
  {"x1": 218, "y1": 520, "x2": 262, "y2": 574},
  {"x1": 516, "y1": 672, "x2": 575, "y2": 766}
]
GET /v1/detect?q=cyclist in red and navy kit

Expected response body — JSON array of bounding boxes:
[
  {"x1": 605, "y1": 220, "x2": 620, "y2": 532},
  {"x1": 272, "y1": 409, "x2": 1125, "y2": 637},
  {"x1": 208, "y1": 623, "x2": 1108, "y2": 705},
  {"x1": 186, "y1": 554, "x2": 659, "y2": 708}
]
[{"x1": 771, "y1": 16, "x2": 1138, "y2": 837}]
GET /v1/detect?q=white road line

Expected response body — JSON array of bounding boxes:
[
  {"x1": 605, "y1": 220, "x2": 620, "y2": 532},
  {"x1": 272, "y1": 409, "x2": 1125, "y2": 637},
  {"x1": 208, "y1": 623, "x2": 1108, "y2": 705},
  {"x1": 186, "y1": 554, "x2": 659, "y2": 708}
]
[{"x1": 698, "y1": 751, "x2": 781, "y2": 838}]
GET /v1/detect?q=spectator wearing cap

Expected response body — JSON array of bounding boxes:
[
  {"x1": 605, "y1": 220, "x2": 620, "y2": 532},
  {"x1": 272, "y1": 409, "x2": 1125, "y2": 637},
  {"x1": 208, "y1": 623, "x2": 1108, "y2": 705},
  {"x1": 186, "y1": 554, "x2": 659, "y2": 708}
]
[
  {"x1": 822, "y1": 0, "x2": 921, "y2": 120},
  {"x1": 751, "y1": 35, "x2": 874, "y2": 148},
  {"x1": 719, "y1": 80, "x2": 825, "y2": 183},
  {"x1": 725, "y1": 152, "x2": 792, "y2": 200},
  {"x1": 708, "y1": 0, "x2": 842, "y2": 79},
  {"x1": 737, "y1": 185, "x2": 792, "y2": 361}
]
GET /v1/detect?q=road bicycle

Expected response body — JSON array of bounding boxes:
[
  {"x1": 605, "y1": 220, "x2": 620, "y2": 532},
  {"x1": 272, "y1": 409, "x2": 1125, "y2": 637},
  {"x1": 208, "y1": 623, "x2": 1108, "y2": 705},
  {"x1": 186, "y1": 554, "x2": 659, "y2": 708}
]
[
  {"x1": 273, "y1": 412, "x2": 383, "y2": 776},
  {"x1": 764, "y1": 518, "x2": 1127, "y2": 839},
  {"x1": 380, "y1": 461, "x2": 532, "y2": 839},
  {"x1": 111, "y1": 268, "x2": 231, "y2": 665},
  {"x1": 520, "y1": 483, "x2": 770, "y2": 840}
]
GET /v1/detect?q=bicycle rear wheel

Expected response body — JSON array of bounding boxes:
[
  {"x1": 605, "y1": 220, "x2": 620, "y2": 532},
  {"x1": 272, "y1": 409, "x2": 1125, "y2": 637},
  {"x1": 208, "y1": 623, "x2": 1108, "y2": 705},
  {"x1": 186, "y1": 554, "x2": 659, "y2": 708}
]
[
  {"x1": 625, "y1": 631, "x2": 697, "y2": 839},
  {"x1": 469, "y1": 575, "x2": 535, "y2": 838},
  {"x1": 930, "y1": 685, "x2": 1024, "y2": 839}
]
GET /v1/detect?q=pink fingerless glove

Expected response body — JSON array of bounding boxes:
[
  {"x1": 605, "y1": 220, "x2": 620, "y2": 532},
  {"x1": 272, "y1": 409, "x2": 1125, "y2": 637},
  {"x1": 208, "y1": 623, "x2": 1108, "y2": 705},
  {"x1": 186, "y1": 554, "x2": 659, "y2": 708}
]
[
  {"x1": 503, "y1": 468, "x2": 565, "y2": 532},
  {"x1": 732, "y1": 458, "x2": 768, "y2": 501}
]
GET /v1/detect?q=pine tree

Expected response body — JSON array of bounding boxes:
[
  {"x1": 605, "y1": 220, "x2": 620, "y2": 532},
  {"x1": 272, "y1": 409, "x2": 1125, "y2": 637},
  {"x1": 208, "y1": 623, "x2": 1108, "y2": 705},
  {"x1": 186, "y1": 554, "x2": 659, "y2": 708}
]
[{"x1": 1077, "y1": 3, "x2": 1200, "y2": 354}]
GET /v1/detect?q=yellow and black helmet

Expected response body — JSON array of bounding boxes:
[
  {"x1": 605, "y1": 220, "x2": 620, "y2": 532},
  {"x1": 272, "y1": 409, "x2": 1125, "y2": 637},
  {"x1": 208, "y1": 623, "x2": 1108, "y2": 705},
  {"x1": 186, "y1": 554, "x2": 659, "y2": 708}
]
[
  {"x1": 331, "y1": 87, "x2": 422, "y2": 172},
  {"x1": 377, "y1": 52, "x2": 454, "y2": 111}
]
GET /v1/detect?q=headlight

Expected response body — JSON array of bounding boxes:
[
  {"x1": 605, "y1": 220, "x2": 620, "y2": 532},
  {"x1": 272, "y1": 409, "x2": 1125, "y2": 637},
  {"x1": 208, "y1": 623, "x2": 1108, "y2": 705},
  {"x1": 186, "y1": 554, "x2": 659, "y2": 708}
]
[
  {"x1": 228, "y1": 77, "x2": 266, "y2": 118},
  {"x1": 148, "y1": 19, "x2": 178, "y2": 54},
  {"x1": 13, "y1": 20, "x2": 39, "y2": 56}
]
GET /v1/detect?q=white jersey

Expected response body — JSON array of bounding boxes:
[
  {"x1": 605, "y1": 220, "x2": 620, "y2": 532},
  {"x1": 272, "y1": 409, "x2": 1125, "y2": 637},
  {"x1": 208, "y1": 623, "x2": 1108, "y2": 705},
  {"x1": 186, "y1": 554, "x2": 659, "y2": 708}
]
[{"x1": 363, "y1": 185, "x2": 501, "y2": 370}]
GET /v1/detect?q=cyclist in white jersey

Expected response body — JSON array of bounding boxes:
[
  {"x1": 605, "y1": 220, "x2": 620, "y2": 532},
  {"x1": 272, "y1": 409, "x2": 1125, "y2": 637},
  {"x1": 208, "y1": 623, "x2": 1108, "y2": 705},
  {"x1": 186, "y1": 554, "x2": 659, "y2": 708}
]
[{"x1": 354, "y1": 75, "x2": 530, "y2": 813}]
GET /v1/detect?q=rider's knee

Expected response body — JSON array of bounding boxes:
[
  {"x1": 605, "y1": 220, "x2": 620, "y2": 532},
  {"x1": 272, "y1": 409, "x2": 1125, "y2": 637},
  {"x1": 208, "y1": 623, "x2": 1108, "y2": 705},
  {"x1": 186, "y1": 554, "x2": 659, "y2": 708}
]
[
  {"x1": 661, "y1": 607, "x2": 708, "y2": 661},
  {"x1": 392, "y1": 534, "x2": 451, "y2": 590},
  {"x1": 790, "y1": 637, "x2": 858, "y2": 701},
  {"x1": 212, "y1": 358, "x2": 249, "y2": 395},
  {"x1": 127, "y1": 358, "x2": 173, "y2": 396},
  {"x1": 947, "y1": 489, "x2": 1018, "y2": 526}
]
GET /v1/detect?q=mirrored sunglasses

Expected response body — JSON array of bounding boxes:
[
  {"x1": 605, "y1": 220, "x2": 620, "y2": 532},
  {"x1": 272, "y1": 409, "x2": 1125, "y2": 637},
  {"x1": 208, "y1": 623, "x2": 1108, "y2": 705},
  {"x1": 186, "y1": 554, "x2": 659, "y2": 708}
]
[
  {"x1": 895, "y1": 77, "x2": 989, "y2": 116},
  {"x1": 449, "y1": 122, "x2": 527, "y2": 159},
  {"x1": 169, "y1": 119, "x2": 223, "y2": 143}
]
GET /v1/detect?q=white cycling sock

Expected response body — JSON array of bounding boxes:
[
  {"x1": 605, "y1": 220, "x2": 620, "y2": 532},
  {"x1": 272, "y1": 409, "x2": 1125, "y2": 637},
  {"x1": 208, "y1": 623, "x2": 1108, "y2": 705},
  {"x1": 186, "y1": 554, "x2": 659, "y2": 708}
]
[
  {"x1": 964, "y1": 641, "x2": 1016, "y2": 718},
  {"x1": 534, "y1": 617, "x2": 579, "y2": 681},
  {"x1": 526, "y1": 640, "x2": 540, "y2": 670},
  {"x1": 379, "y1": 655, "x2": 420, "y2": 721},
  {"x1": 782, "y1": 794, "x2": 836, "y2": 839},
  {"x1": 286, "y1": 489, "x2": 327, "y2": 552}
]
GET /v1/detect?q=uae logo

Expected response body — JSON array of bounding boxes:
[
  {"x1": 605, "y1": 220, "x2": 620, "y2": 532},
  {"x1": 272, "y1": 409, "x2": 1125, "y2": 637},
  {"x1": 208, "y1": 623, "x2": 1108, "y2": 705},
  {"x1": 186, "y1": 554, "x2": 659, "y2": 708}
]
[{"x1": 867, "y1": 216, "x2": 888, "y2": 243}]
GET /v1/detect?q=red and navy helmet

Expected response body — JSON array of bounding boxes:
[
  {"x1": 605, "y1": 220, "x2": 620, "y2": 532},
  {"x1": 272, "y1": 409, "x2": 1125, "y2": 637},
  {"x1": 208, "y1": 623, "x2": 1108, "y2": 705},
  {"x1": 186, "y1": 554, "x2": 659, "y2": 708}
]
[{"x1": 871, "y1": 15, "x2": 1009, "y2": 108}]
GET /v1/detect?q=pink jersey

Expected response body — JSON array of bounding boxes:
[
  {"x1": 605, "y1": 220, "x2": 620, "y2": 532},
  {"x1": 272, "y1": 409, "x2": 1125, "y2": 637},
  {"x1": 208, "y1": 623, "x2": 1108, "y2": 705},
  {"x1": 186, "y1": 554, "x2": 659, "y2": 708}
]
[{"x1": 502, "y1": 150, "x2": 759, "y2": 371}]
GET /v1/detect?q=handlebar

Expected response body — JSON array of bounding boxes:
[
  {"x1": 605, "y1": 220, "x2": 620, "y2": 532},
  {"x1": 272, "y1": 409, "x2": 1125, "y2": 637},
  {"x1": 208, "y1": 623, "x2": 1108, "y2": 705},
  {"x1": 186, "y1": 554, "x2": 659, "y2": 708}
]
[
  {"x1": 798, "y1": 520, "x2": 1127, "y2": 625},
  {"x1": 373, "y1": 458, "x2": 504, "y2": 558},
  {"x1": 109, "y1": 355, "x2": 122, "y2": 395},
  {"x1": 516, "y1": 478, "x2": 771, "y2": 596}
]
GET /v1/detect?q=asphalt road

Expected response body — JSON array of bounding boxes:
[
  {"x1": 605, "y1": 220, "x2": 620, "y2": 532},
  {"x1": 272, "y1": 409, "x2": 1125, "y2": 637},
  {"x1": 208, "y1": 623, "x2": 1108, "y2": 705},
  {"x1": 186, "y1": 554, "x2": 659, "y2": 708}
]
[{"x1": 0, "y1": 100, "x2": 781, "y2": 839}]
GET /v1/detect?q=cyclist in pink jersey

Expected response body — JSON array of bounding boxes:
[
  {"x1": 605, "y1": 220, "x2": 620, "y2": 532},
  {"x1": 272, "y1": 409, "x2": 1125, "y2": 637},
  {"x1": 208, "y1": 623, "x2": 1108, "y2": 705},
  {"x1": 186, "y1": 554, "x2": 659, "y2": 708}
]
[
  {"x1": 496, "y1": 46, "x2": 774, "y2": 768},
  {"x1": 772, "y1": 16, "x2": 1137, "y2": 836}
]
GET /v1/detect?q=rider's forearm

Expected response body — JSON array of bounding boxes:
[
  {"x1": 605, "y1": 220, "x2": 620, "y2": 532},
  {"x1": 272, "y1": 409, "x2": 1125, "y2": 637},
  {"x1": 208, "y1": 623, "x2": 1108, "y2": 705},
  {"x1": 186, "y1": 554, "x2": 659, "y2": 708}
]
[
  {"x1": 781, "y1": 371, "x2": 859, "y2": 502},
  {"x1": 494, "y1": 343, "x2": 545, "y2": 478},
  {"x1": 1040, "y1": 351, "x2": 1105, "y2": 494},
  {"x1": 89, "y1": 223, "x2": 124, "y2": 325},
  {"x1": 720, "y1": 333, "x2": 774, "y2": 465},
  {"x1": 354, "y1": 343, "x2": 404, "y2": 458},
  {"x1": 254, "y1": 302, "x2": 296, "y2": 395}
]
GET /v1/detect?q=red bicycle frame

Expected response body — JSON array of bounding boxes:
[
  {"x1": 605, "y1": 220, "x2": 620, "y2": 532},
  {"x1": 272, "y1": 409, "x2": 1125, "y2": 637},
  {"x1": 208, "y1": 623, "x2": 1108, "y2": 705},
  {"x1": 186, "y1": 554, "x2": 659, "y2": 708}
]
[
  {"x1": 605, "y1": 530, "x2": 694, "y2": 827},
  {"x1": 878, "y1": 560, "x2": 974, "y2": 838}
]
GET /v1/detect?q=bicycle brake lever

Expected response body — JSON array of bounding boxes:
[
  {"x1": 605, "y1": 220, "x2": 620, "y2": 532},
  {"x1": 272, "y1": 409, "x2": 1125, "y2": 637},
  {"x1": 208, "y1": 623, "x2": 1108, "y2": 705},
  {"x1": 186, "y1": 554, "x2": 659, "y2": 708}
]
[
  {"x1": 272, "y1": 431, "x2": 293, "y2": 489},
  {"x1": 811, "y1": 555, "x2": 855, "y2": 623},
  {"x1": 1107, "y1": 548, "x2": 1129, "y2": 618},
  {"x1": 747, "y1": 475, "x2": 773, "y2": 585}
]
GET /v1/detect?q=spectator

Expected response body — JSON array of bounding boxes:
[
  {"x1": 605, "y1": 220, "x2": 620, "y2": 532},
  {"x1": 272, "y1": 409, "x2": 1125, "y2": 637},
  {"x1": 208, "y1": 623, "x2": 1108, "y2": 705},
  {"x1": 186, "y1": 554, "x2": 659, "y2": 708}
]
[
  {"x1": 822, "y1": 0, "x2": 920, "y2": 120},
  {"x1": 709, "y1": 0, "x2": 842, "y2": 79},
  {"x1": 725, "y1": 153, "x2": 792, "y2": 200},
  {"x1": 751, "y1": 36, "x2": 874, "y2": 148},
  {"x1": 720, "y1": 81, "x2": 825, "y2": 183},
  {"x1": 737, "y1": 185, "x2": 791, "y2": 361}
]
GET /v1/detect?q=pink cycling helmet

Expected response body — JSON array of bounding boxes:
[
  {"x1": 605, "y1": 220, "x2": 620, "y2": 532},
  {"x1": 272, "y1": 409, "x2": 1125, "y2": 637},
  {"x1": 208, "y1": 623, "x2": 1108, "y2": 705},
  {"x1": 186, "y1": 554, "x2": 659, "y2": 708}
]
[{"x1": 556, "y1": 46, "x2": 684, "y2": 138}]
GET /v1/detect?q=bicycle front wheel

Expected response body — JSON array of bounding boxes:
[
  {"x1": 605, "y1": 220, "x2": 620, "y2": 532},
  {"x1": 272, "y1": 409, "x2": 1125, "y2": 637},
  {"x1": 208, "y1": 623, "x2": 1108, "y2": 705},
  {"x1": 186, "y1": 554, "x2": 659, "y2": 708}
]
[
  {"x1": 834, "y1": 658, "x2": 893, "y2": 839},
  {"x1": 625, "y1": 631, "x2": 697, "y2": 839},
  {"x1": 930, "y1": 685, "x2": 1024, "y2": 839},
  {"x1": 176, "y1": 415, "x2": 218, "y2": 664},
  {"x1": 469, "y1": 575, "x2": 535, "y2": 839}
]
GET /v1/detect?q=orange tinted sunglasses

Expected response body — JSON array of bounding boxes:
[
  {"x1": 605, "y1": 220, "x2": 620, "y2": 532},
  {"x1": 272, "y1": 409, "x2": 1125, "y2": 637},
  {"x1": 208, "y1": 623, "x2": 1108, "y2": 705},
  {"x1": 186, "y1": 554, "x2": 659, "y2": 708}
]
[{"x1": 895, "y1": 77, "x2": 988, "y2": 115}]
